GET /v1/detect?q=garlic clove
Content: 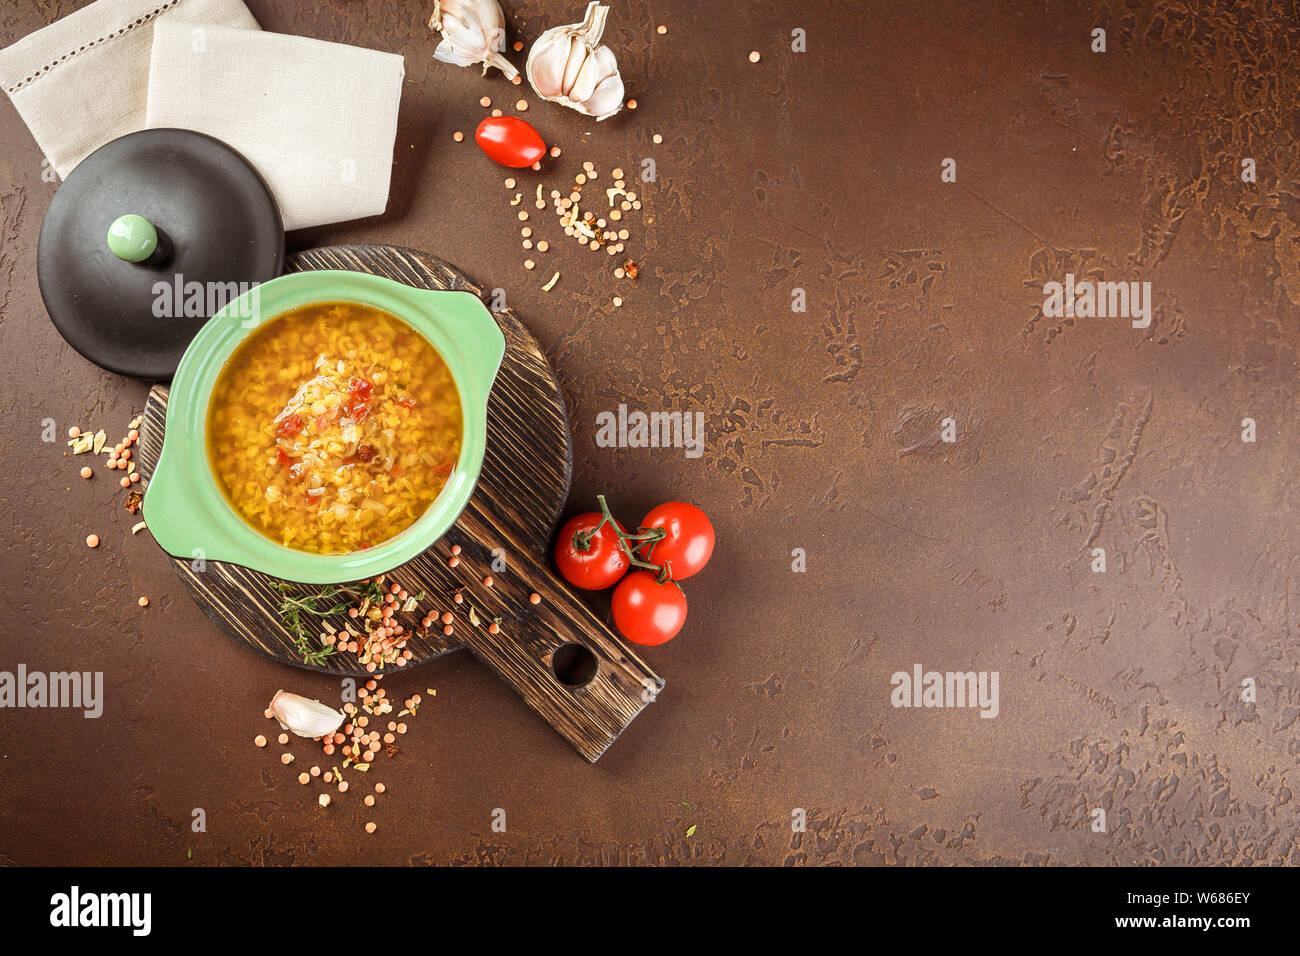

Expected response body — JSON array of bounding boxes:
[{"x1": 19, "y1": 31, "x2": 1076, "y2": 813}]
[
  {"x1": 568, "y1": 51, "x2": 606, "y2": 105},
  {"x1": 268, "y1": 690, "x2": 345, "y2": 739},
  {"x1": 429, "y1": 0, "x2": 519, "y2": 80},
  {"x1": 526, "y1": 2, "x2": 624, "y2": 121},
  {"x1": 528, "y1": 34, "x2": 568, "y2": 94},
  {"x1": 561, "y1": 36, "x2": 587, "y2": 95},
  {"x1": 584, "y1": 70, "x2": 625, "y2": 122}
]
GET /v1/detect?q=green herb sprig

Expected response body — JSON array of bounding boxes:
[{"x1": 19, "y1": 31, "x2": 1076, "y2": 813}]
[
  {"x1": 272, "y1": 582, "x2": 361, "y2": 663},
  {"x1": 271, "y1": 579, "x2": 424, "y2": 666}
]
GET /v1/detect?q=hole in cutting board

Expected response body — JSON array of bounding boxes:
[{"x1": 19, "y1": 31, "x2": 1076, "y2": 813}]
[{"x1": 551, "y1": 643, "x2": 598, "y2": 687}]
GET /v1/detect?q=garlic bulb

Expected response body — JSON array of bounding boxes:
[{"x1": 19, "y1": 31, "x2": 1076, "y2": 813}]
[
  {"x1": 429, "y1": 0, "x2": 518, "y2": 79},
  {"x1": 526, "y1": 2, "x2": 625, "y2": 121},
  {"x1": 268, "y1": 690, "x2": 345, "y2": 739}
]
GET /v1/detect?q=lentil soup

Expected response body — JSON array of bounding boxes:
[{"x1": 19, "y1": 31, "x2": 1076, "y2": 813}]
[{"x1": 206, "y1": 302, "x2": 462, "y2": 553}]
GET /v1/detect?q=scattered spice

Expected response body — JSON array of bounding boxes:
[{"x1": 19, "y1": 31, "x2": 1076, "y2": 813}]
[
  {"x1": 453, "y1": 131, "x2": 464, "y2": 142},
  {"x1": 517, "y1": 161, "x2": 647, "y2": 278},
  {"x1": 85, "y1": 534, "x2": 99, "y2": 548},
  {"x1": 137, "y1": 596, "x2": 149, "y2": 607},
  {"x1": 66, "y1": 414, "x2": 148, "y2": 540},
  {"x1": 254, "y1": 543, "x2": 550, "y2": 832},
  {"x1": 749, "y1": 51, "x2": 760, "y2": 63}
]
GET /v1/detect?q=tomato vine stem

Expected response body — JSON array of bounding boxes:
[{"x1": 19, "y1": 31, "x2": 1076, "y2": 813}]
[{"x1": 581, "y1": 494, "x2": 679, "y2": 583}]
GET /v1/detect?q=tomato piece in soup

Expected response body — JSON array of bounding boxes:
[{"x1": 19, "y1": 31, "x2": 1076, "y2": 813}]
[
  {"x1": 276, "y1": 413, "x2": 302, "y2": 437},
  {"x1": 343, "y1": 377, "x2": 373, "y2": 421}
]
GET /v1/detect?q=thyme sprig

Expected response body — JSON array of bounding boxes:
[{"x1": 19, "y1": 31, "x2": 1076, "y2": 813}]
[{"x1": 271, "y1": 580, "x2": 388, "y2": 665}]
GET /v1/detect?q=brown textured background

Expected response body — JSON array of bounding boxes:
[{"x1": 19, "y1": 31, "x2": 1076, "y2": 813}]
[{"x1": 2, "y1": 0, "x2": 1298, "y2": 865}]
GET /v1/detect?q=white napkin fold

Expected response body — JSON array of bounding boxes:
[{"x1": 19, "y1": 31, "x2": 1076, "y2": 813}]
[
  {"x1": 146, "y1": 20, "x2": 406, "y2": 230},
  {"x1": 0, "y1": 0, "x2": 260, "y2": 178}
]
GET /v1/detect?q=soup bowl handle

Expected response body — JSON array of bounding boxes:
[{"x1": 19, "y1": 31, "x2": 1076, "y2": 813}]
[
  {"x1": 142, "y1": 441, "x2": 244, "y2": 569},
  {"x1": 418, "y1": 289, "x2": 506, "y2": 403}
]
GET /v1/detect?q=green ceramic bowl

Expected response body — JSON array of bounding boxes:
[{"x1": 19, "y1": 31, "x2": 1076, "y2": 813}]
[{"x1": 142, "y1": 271, "x2": 506, "y2": 583}]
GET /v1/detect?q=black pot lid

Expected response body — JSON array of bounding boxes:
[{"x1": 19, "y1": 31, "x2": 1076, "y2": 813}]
[{"x1": 37, "y1": 128, "x2": 284, "y2": 379}]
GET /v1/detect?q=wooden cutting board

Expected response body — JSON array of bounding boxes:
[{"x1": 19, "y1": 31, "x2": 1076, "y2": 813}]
[{"x1": 136, "y1": 244, "x2": 663, "y2": 761}]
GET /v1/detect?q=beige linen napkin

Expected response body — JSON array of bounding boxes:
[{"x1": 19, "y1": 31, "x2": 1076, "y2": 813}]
[
  {"x1": 0, "y1": 0, "x2": 259, "y2": 178},
  {"x1": 147, "y1": 20, "x2": 405, "y2": 230}
]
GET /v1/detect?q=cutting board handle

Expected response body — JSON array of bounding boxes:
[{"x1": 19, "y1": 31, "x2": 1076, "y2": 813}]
[{"x1": 397, "y1": 509, "x2": 664, "y2": 762}]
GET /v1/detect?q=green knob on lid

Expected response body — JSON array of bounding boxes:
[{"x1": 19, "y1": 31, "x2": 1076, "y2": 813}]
[{"x1": 107, "y1": 214, "x2": 158, "y2": 263}]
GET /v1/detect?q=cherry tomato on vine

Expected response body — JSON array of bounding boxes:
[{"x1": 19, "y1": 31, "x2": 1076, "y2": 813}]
[
  {"x1": 475, "y1": 116, "x2": 547, "y2": 168},
  {"x1": 555, "y1": 512, "x2": 630, "y2": 590},
  {"x1": 638, "y1": 502, "x2": 715, "y2": 580},
  {"x1": 612, "y1": 571, "x2": 688, "y2": 646}
]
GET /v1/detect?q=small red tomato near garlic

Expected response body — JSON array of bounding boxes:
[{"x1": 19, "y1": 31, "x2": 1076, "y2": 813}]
[{"x1": 475, "y1": 115, "x2": 547, "y2": 168}]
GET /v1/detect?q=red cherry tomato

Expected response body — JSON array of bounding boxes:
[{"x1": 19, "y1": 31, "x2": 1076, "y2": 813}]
[
  {"x1": 612, "y1": 571, "x2": 687, "y2": 646},
  {"x1": 475, "y1": 116, "x2": 547, "y2": 168},
  {"x1": 555, "y1": 513, "x2": 630, "y2": 590},
  {"x1": 639, "y1": 502, "x2": 715, "y2": 580}
]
